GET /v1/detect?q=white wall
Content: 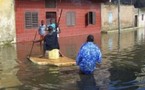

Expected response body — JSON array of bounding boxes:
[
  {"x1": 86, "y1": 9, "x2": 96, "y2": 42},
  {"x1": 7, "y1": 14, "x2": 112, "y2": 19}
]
[
  {"x1": 138, "y1": 8, "x2": 145, "y2": 27},
  {"x1": 0, "y1": 0, "x2": 16, "y2": 45}
]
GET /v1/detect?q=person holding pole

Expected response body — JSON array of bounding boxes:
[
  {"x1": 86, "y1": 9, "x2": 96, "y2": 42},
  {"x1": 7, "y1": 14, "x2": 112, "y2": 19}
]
[{"x1": 34, "y1": 26, "x2": 60, "y2": 58}]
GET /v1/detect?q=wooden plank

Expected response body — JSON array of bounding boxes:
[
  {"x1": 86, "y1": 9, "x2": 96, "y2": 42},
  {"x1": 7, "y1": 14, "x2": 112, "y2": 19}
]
[{"x1": 28, "y1": 56, "x2": 76, "y2": 67}]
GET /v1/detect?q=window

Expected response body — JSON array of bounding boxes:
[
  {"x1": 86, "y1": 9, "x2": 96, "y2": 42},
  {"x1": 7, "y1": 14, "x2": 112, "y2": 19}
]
[
  {"x1": 85, "y1": 11, "x2": 96, "y2": 26},
  {"x1": 66, "y1": 11, "x2": 76, "y2": 26},
  {"x1": 46, "y1": 12, "x2": 56, "y2": 25},
  {"x1": 45, "y1": 0, "x2": 56, "y2": 8},
  {"x1": 25, "y1": 12, "x2": 38, "y2": 29},
  {"x1": 108, "y1": 12, "x2": 113, "y2": 24}
]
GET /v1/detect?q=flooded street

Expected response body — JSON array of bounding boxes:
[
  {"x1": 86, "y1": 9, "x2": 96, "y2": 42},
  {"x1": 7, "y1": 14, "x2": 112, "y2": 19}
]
[{"x1": 1, "y1": 28, "x2": 145, "y2": 90}]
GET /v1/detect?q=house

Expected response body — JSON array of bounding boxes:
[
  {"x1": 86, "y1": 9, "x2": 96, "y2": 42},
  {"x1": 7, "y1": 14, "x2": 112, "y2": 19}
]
[
  {"x1": 101, "y1": 0, "x2": 139, "y2": 32},
  {"x1": 134, "y1": 0, "x2": 145, "y2": 28},
  {"x1": 15, "y1": 0, "x2": 104, "y2": 42},
  {"x1": 101, "y1": 3, "x2": 136, "y2": 31},
  {"x1": 101, "y1": 0, "x2": 145, "y2": 32}
]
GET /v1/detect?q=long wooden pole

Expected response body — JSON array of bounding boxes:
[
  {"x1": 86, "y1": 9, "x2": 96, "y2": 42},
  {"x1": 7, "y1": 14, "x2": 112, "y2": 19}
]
[
  {"x1": 57, "y1": 9, "x2": 63, "y2": 24},
  {"x1": 57, "y1": 9, "x2": 63, "y2": 56},
  {"x1": 28, "y1": 31, "x2": 37, "y2": 57}
]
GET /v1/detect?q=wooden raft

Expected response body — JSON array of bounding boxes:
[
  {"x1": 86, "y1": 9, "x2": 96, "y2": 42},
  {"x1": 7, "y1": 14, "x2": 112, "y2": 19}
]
[{"x1": 28, "y1": 56, "x2": 76, "y2": 67}]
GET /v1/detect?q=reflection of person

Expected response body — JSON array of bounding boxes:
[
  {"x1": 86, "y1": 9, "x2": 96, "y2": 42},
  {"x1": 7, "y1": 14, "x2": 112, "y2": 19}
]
[
  {"x1": 34, "y1": 26, "x2": 60, "y2": 58},
  {"x1": 76, "y1": 34, "x2": 102, "y2": 75},
  {"x1": 77, "y1": 74, "x2": 99, "y2": 90}
]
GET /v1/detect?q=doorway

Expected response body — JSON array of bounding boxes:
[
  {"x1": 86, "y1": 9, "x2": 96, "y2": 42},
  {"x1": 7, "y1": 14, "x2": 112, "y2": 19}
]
[
  {"x1": 46, "y1": 12, "x2": 56, "y2": 25},
  {"x1": 134, "y1": 15, "x2": 138, "y2": 27}
]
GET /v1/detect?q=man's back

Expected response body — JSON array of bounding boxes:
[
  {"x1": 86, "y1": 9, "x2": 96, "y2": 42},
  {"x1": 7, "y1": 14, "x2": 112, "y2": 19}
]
[
  {"x1": 44, "y1": 32, "x2": 59, "y2": 50},
  {"x1": 76, "y1": 42, "x2": 102, "y2": 74}
]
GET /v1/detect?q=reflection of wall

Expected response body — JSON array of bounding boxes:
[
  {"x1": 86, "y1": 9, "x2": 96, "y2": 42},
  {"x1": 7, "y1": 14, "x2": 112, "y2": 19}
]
[
  {"x1": 16, "y1": 33, "x2": 101, "y2": 60},
  {"x1": 101, "y1": 31, "x2": 136, "y2": 54},
  {"x1": 136, "y1": 28, "x2": 145, "y2": 43},
  {"x1": 59, "y1": 33, "x2": 101, "y2": 59},
  {"x1": 101, "y1": 4, "x2": 135, "y2": 31},
  {"x1": 0, "y1": 0, "x2": 16, "y2": 44},
  {"x1": 0, "y1": 45, "x2": 21, "y2": 88}
]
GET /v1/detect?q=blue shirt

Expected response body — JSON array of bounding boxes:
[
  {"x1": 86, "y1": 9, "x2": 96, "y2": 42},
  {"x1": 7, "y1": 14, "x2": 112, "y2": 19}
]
[
  {"x1": 47, "y1": 23, "x2": 56, "y2": 32},
  {"x1": 38, "y1": 24, "x2": 46, "y2": 36},
  {"x1": 76, "y1": 42, "x2": 102, "y2": 74}
]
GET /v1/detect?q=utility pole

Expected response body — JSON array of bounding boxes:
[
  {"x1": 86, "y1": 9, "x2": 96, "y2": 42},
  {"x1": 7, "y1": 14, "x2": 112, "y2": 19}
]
[
  {"x1": 118, "y1": 0, "x2": 121, "y2": 51},
  {"x1": 118, "y1": 0, "x2": 121, "y2": 34}
]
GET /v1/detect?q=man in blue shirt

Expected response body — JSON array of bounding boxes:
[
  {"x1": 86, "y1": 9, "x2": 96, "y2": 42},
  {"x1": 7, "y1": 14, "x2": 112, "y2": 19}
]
[
  {"x1": 47, "y1": 19, "x2": 61, "y2": 37},
  {"x1": 76, "y1": 34, "x2": 102, "y2": 74},
  {"x1": 47, "y1": 19, "x2": 56, "y2": 32}
]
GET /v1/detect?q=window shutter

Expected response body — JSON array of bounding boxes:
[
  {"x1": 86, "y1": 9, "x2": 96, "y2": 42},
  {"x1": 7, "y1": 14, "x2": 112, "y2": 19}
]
[
  {"x1": 71, "y1": 12, "x2": 76, "y2": 26},
  {"x1": 32, "y1": 12, "x2": 38, "y2": 27},
  {"x1": 66, "y1": 12, "x2": 71, "y2": 26},
  {"x1": 25, "y1": 12, "x2": 32, "y2": 28},
  {"x1": 85, "y1": 13, "x2": 89, "y2": 26},
  {"x1": 25, "y1": 12, "x2": 38, "y2": 29},
  {"x1": 66, "y1": 11, "x2": 76, "y2": 26},
  {"x1": 92, "y1": 12, "x2": 96, "y2": 24}
]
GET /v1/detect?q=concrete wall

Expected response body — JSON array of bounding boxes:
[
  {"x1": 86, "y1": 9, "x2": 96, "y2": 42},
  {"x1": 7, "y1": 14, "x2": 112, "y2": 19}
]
[
  {"x1": 138, "y1": 8, "x2": 145, "y2": 27},
  {"x1": 0, "y1": 0, "x2": 16, "y2": 44},
  {"x1": 101, "y1": 4, "x2": 135, "y2": 31}
]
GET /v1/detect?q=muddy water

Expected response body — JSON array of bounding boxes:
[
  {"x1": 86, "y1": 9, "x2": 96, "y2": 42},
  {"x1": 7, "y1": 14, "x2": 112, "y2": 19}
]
[{"x1": 1, "y1": 29, "x2": 145, "y2": 90}]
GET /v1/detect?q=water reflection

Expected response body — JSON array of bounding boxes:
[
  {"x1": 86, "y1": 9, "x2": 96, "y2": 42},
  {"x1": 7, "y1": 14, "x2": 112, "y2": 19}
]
[
  {"x1": 17, "y1": 65, "x2": 61, "y2": 89},
  {"x1": 59, "y1": 33, "x2": 101, "y2": 59},
  {"x1": 136, "y1": 28, "x2": 145, "y2": 44},
  {"x1": 102, "y1": 28, "x2": 145, "y2": 89},
  {"x1": 0, "y1": 44, "x2": 21, "y2": 89},
  {"x1": 77, "y1": 74, "x2": 99, "y2": 90},
  {"x1": 102, "y1": 30, "x2": 136, "y2": 54},
  {"x1": 14, "y1": 33, "x2": 103, "y2": 89},
  {"x1": 1, "y1": 28, "x2": 145, "y2": 89}
]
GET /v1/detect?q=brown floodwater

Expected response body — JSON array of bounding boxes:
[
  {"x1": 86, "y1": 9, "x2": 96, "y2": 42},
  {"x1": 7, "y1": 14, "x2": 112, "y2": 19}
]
[{"x1": 1, "y1": 28, "x2": 145, "y2": 90}]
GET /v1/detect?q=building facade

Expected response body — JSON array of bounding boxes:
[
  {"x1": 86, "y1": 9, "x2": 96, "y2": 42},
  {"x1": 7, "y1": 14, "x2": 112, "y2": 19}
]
[
  {"x1": 101, "y1": 3, "x2": 136, "y2": 31},
  {"x1": 137, "y1": 8, "x2": 145, "y2": 27},
  {"x1": 15, "y1": 0, "x2": 102, "y2": 42}
]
